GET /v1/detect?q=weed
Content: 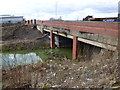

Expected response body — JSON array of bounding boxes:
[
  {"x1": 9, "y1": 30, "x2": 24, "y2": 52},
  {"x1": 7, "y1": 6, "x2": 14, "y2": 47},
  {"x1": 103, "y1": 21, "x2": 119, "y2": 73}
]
[
  {"x1": 43, "y1": 84, "x2": 51, "y2": 88},
  {"x1": 18, "y1": 45, "x2": 23, "y2": 50},
  {"x1": 55, "y1": 57, "x2": 62, "y2": 61},
  {"x1": 16, "y1": 65, "x2": 22, "y2": 68},
  {"x1": 2, "y1": 47, "x2": 13, "y2": 52},
  {"x1": 74, "y1": 59, "x2": 79, "y2": 62}
]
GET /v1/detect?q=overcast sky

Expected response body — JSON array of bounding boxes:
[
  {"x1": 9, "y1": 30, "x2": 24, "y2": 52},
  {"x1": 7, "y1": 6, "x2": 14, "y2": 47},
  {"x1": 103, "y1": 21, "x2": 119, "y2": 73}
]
[{"x1": 0, "y1": 0, "x2": 119, "y2": 20}]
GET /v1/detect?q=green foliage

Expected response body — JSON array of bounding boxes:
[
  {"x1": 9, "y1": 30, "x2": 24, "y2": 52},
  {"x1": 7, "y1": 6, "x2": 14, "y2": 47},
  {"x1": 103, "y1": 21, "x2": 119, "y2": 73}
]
[
  {"x1": 9, "y1": 47, "x2": 13, "y2": 51},
  {"x1": 45, "y1": 60, "x2": 50, "y2": 63},
  {"x1": 43, "y1": 84, "x2": 51, "y2": 88},
  {"x1": 39, "y1": 47, "x2": 50, "y2": 49},
  {"x1": 16, "y1": 65, "x2": 22, "y2": 68},
  {"x1": 55, "y1": 57, "x2": 62, "y2": 61},
  {"x1": 74, "y1": 59, "x2": 79, "y2": 62},
  {"x1": 18, "y1": 45, "x2": 23, "y2": 50},
  {"x1": 2, "y1": 47, "x2": 14, "y2": 52},
  {"x1": 31, "y1": 47, "x2": 35, "y2": 50},
  {"x1": 80, "y1": 49, "x2": 83, "y2": 56},
  {"x1": 2, "y1": 47, "x2": 9, "y2": 52},
  {"x1": 112, "y1": 81, "x2": 120, "y2": 87}
]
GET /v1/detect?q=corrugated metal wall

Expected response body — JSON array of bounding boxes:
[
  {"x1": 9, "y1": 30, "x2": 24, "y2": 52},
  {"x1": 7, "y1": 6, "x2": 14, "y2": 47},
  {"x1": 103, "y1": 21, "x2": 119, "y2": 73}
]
[{"x1": 0, "y1": 17, "x2": 23, "y2": 24}]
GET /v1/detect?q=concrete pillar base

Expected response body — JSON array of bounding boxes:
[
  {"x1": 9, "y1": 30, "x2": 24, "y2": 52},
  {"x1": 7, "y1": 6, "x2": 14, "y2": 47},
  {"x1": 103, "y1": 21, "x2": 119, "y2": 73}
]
[
  {"x1": 50, "y1": 30, "x2": 55, "y2": 48},
  {"x1": 41, "y1": 28, "x2": 44, "y2": 35},
  {"x1": 34, "y1": 19, "x2": 36, "y2": 24},
  {"x1": 77, "y1": 41, "x2": 80, "y2": 59},
  {"x1": 72, "y1": 36, "x2": 78, "y2": 60},
  {"x1": 31, "y1": 20, "x2": 33, "y2": 24},
  {"x1": 28, "y1": 20, "x2": 30, "y2": 24}
]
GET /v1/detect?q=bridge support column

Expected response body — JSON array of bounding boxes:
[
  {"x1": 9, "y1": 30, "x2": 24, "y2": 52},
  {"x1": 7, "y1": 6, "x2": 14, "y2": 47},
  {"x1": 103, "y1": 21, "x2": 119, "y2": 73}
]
[
  {"x1": 28, "y1": 20, "x2": 30, "y2": 24},
  {"x1": 25, "y1": 21, "x2": 27, "y2": 24},
  {"x1": 77, "y1": 41, "x2": 81, "y2": 59},
  {"x1": 34, "y1": 19, "x2": 36, "y2": 24},
  {"x1": 50, "y1": 30, "x2": 55, "y2": 48},
  {"x1": 23, "y1": 19, "x2": 25, "y2": 24},
  {"x1": 72, "y1": 36, "x2": 78, "y2": 60},
  {"x1": 31, "y1": 20, "x2": 33, "y2": 24},
  {"x1": 41, "y1": 28, "x2": 44, "y2": 35}
]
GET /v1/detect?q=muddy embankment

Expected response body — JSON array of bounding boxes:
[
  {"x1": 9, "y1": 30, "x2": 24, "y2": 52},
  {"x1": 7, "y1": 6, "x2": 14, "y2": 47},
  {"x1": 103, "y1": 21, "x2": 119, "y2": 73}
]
[
  {"x1": 1, "y1": 24, "x2": 119, "y2": 88},
  {"x1": 2, "y1": 49, "x2": 119, "y2": 88},
  {"x1": 1, "y1": 24, "x2": 50, "y2": 51}
]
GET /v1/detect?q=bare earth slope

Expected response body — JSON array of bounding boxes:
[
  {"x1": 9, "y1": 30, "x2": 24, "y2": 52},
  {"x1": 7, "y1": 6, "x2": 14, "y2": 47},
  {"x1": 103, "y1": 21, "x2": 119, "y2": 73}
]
[{"x1": 1, "y1": 24, "x2": 50, "y2": 50}]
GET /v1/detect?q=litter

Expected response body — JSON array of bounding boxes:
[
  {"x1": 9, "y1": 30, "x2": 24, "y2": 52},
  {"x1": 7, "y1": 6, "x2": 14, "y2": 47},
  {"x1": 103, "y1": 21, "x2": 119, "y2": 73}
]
[
  {"x1": 85, "y1": 70, "x2": 91, "y2": 73},
  {"x1": 81, "y1": 74, "x2": 85, "y2": 77}
]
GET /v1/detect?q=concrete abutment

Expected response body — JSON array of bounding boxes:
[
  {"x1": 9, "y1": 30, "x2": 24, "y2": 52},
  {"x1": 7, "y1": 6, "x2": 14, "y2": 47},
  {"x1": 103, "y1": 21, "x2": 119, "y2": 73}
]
[{"x1": 50, "y1": 30, "x2": 55, "y2": 48}]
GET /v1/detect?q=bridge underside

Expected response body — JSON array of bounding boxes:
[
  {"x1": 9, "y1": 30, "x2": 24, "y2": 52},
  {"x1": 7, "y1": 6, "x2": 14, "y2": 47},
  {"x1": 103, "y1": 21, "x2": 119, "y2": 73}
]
[{"x1": 37, "y1": 25, "x2": 118, "y2": 59}]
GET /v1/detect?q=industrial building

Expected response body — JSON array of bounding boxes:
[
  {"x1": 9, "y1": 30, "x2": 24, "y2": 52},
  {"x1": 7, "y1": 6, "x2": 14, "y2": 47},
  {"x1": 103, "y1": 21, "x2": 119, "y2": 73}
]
[
  {"x1": 0, "y1": 15, "x2": 24, "y2": 24},
  {"x1": 83, "y1": 15, "x2": 118, "y2": 22}
]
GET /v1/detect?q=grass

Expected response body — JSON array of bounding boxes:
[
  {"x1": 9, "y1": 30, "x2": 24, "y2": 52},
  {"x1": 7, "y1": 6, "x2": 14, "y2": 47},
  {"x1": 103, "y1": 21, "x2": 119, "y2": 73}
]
[
  {"x1": 74, "y1": 59, "x2": 79, "y2": 62},
  {"x1": 16, "y1": 65, "x2": 22, "y2": 68},
  {"x1": 2, "y1": 47, "x2": 14, "y2": 52},
  {"x1": 55, "y1": 57, "x2": 62, "y2": 61},
  {"x1": 2, "y1": 46, "x2": 51, "y2": 52}
]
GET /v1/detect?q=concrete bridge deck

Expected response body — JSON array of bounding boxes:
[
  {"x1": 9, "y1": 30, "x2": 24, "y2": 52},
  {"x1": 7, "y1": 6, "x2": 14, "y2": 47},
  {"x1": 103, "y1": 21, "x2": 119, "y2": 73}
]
[{"x1": 25, "y1": 20, "x2": 118, "y2": 59}]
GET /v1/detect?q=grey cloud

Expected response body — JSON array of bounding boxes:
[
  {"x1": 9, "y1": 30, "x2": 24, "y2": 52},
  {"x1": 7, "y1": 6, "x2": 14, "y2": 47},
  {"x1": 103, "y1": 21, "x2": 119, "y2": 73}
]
[{"x1": 2, "y1": 0, "x2": 118, "y2": 20}]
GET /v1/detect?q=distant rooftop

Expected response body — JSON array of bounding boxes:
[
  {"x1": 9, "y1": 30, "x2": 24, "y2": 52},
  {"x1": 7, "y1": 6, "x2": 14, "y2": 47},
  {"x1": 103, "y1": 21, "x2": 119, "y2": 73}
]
[
  {"x1": 0, "y1": 15, "x2": 23, "y2": 18},
  {"x1": 0, "y1": 14, "x2": 11, "y2": 16},
  {"x1": 0, "y1": 14, "x2": 13, "y2": 17}
]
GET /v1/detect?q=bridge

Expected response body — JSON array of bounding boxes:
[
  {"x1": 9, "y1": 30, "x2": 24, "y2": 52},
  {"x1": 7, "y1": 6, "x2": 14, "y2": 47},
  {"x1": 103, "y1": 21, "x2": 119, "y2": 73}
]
[{"x1": 25, "y1": 19, "x2": 118, "y2": 60}]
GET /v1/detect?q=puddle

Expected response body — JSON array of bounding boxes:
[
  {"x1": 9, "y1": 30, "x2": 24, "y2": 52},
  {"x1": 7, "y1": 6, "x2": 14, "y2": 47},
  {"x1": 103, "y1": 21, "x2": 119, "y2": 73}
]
[{"x1": 1, "y1": 48, "x2": 72, "y2": 70}]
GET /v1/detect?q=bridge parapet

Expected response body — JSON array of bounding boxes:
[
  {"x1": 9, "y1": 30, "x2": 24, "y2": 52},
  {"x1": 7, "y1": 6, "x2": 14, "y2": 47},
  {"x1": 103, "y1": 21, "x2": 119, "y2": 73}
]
[{"x1": 37, "y1": 21, "x2": 118, "y2": 37}]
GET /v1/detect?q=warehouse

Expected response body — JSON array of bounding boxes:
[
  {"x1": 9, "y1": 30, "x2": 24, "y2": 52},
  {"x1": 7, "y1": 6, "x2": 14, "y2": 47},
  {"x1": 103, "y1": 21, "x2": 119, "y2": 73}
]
[
  {"x1": 0, "y1": 15, "x2": 24, "y2": 24},
  {"x1": 83, "y1": 15, "x2": 118, "y2": 22}
]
